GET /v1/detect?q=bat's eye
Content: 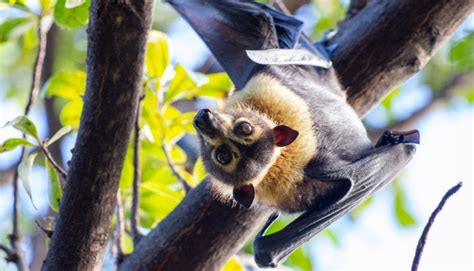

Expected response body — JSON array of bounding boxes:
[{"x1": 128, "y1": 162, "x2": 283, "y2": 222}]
[
  {"x1": 215, "y1": 145, "x2": 232, "y2": 165},
  {"x1": 236, "y1": 122, "x2": 253, "y2": 136}
]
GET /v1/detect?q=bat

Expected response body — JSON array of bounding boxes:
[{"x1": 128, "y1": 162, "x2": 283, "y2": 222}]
[{"x1": 167, "y1": 0, "x2": 420, "y2": 268}]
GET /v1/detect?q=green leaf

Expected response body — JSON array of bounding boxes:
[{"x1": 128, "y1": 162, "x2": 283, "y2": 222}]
[
  {"x1": 322, "y1": 228, "x2": 340, "y2": 247},
  {"x1": 45, "y1": 159, "x2": 62, "y2": 212},
  {"x1": 458, "y1": 85, "x2": 474, "y2": 104},
  {"x1": 0, "y1": 17, "x2": 33, "y2": 42},
  {"x1": 145, "y1": 30, "x2": 170, "y2": 79},
  {"x1": 140, "y1": 182, "x2": 184, "y2": 228},
  {"x1": 60, "y1": 100, "x2": 83, "y2": 128},
  {"x1": 3, "y1": 116, "x2": 41, "y2": 142},
  {"x1": 42, "y1": 70, "x2": 86, "y2": 100},
  {"x1": 45, "y1": 125, "x2": 72, "y2": 146},
  {"x1": 165, "y1": 64, "x2": 197, "y2": 103},
  {"x1": 393, "y1": 182, "x2": 416, "y2": 227},
  {"x1": 23, "y1": 24, "x2": 39, "y2": 50},
  {"x1": 65, "y1": 0, "x2": 86, "y2": 8},
  {"x1": 191, "y1": 158, "x2": 206, "y2": 186},
  {"x1": 221, "y1": 257, "x2": 244, "y2": 271},
  {"x1": 381, "y1": 86, "x2": 401, "y2": 111},
  {"x1": 122, "y1": 233, "x2": 134, "y2": 254},
  {"x1": 18, "y1": 150, "x2": 39, "y2": 209},
  {"x1": 119, "y1": 142, "x2": 134, "y2": 190},
  {"x1": 40, "y1": 0, "x2": 57, "y2": 13},
  {"x1": 0, "y1": 138, "x2": 36, "y2": 153},
  {"x1": 198, "y1": 72, "x2": 233, "y2": 98},
  {"x1": 350, "y1": 196, "x2": 373, "y2": 219},
  {"x1": 449, "y1": 34, "x2": 474, "y2": 70},
  {"x1": 285, "y1": 246, "x2": 313, "y2": 271},
  {"x1": 54, "y1": 0, "x2": 90, "y2": 29}
]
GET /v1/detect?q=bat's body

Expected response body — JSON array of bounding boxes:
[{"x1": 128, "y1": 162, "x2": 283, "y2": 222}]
[
  {"x1": 210, "y1": 68, "x2": 363, "y2": 213},
  {"x1": 168, "y1": 0, "x2": 420, "y2": 268}
]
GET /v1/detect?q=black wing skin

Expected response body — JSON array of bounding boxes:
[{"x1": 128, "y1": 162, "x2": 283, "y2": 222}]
[
  {"x1": 166, "y1": 0, "x2": 304, "y2": 89},
  {"x1": 254, "y1": 135, "x2": 419, "y2": 268}
]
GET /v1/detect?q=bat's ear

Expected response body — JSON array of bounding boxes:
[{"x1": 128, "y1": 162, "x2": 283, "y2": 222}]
[
  {"x1": 233, "y1": 184, "x2": 255, "y2": 209},
  {"x1": 273, "y1": 125, "x2": 299, "y2": 147}
]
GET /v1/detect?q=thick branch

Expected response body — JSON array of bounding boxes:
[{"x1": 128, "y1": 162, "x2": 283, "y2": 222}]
[
  {"x1": 41, "y1": 1, "x2": 154, "y2": 270},
  {"x1": 120, "y1": 1, "x2": 473, "y2": 270},
  {"x1": 332, "y1": 0, "x2": 474, "y2": 116},
  {"x1": 368, "y1": 71, "x2": 474, "y2": 140}
]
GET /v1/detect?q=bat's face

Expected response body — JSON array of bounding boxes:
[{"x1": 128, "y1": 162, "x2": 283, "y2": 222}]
[{"x1": 193, "y1": 108, "x2": 298, "y2": 186}]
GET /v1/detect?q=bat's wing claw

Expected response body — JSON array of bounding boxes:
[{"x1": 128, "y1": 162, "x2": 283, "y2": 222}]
[
  {"x1": 313, "y1": 29, "x2": 339, "y2": 61},
  {"x1": 256, "y1": 212, "x2": 280, "y2": 238}
]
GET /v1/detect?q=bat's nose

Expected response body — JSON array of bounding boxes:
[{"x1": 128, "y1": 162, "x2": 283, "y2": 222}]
[{"x1": 193, "y1": 109, "x2": 213, "y2": 130}]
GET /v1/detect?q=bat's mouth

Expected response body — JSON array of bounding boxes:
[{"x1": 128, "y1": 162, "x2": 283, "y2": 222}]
[
  {"x1": 375, "y1": 129, "x2": 420, "y2": 148},
  {"x1": 193, "y1": 109, "x2": 224, "y2": 137}
]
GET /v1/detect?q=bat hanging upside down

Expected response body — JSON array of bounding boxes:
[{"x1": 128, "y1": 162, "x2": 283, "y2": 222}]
[{"x1": 167, "y1": 0, "x2": 420, "y2": 268}]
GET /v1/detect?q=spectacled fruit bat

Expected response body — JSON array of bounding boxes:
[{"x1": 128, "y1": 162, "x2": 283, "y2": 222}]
[{"x1": 167, "y1": 0, "x2": 420, "y2": 268}]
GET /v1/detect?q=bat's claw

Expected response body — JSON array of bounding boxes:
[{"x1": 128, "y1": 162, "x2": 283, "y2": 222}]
[
  {"x1": 314, "y1": 29, "x2": 338, "y2": 61},
  {"x1": 375, "y1": 129, "x2": 420, "y2": 148},
  {"x1": 256, "y1": 212, "x2": 280, "y2": 238}
]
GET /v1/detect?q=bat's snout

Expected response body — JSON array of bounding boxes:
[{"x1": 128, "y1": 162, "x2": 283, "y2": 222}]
[{"x1": 193, "y1": 109, "x2": 218, "y2": 135}]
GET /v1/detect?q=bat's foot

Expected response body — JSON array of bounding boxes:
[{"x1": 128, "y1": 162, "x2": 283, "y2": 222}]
[{"x1": 314, "y1": 29, "x2": 338, "y2": 61}]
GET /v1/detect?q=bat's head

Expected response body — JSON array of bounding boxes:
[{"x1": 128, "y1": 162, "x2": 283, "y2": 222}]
[{"x1": 193, "y1": 108, "x2": 298, "y2": 187}]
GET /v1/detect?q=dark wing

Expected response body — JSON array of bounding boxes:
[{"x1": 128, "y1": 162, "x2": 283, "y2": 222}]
[
  {"x1": 254, "y1": 131, "x2": 419, "y2": 268},
  {"x1": 166, "y1": 0, "x2": 304, "y2": 89}
]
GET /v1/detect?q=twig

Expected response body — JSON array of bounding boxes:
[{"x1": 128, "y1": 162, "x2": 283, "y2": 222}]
[
  {"x1": 4, "y1": 14, "x2": 48, "y2": 271},
  {"x1": 411, "y1": 182, "x2": 463, "y2": 271},
  {"x1": 24, "y1": 17, "x2": 47, "y2": 116},
  {"x1": 271, "y1": 0, "x2": 291, "y2": 15},
  {"x1": 162, "y1": 143, "x2": 191, "y2": 193},
  {"x1": 41, "y1": 145, "x2": 67, "y2": 179},
  {"x1": 368, "y1": 72, "x2": 474, "y2": 140},
  {"x1": 114, "y1": 191, "x2": 126, "y2": 265},
  {"x1": 0, "y1": 244, "x2": 17, "y2": 263},
  {"x1": 34, "y1": 220, "x2": 53, "y2": 239},
  {"x1": 131, "y1": 95, "x2": 144, "y2": 245}
]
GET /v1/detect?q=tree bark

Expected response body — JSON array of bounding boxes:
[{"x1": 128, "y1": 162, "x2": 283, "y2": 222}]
[
  {"x1": 41, "y1": 1, "x2": 154, "y2": 270},
  {"x1": 119, "y1": 1, "x2": 473, "y2": 270},
  {"x1": 334, "y1": 0, "x2": 474, "y2": 116}
]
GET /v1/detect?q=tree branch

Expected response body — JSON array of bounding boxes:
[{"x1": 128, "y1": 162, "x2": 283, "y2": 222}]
[
  {"x1": 114, "y1": 191, "x2": 126, "y2": 265},
  {"x1": 331, "y1": 0, "x2": 474, "y2": 116},
  {"x1": 345, "y1": 0, "x2": 369, "y2": 19},
  {"x1": 120, "y1": 1, "x2": 473, "y2": 270},
  {"x1": 162, "y1": 143, "x2": 192, "y2": 193},
  {"x1": 368, "y1": 71, "x2": 474, "y2": 140},
  {"x1": 40, "y1": 145, "x2": 67, "y2": 179},
  {"x1": 131, "y1": 96, "x2": 144, "y2": 245},
  {"x1": 30, "y1": 24, "x2": 62, "y2": 271},
  {"x1": 4, "y1": 12, "x2": 49, "y2": 271},
  {"x1": 40, "y1": 1, "x2": 154, "y2": 270},
  {"x1": 411, "y1": 182, "x2": 463, "y2": 271}
]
